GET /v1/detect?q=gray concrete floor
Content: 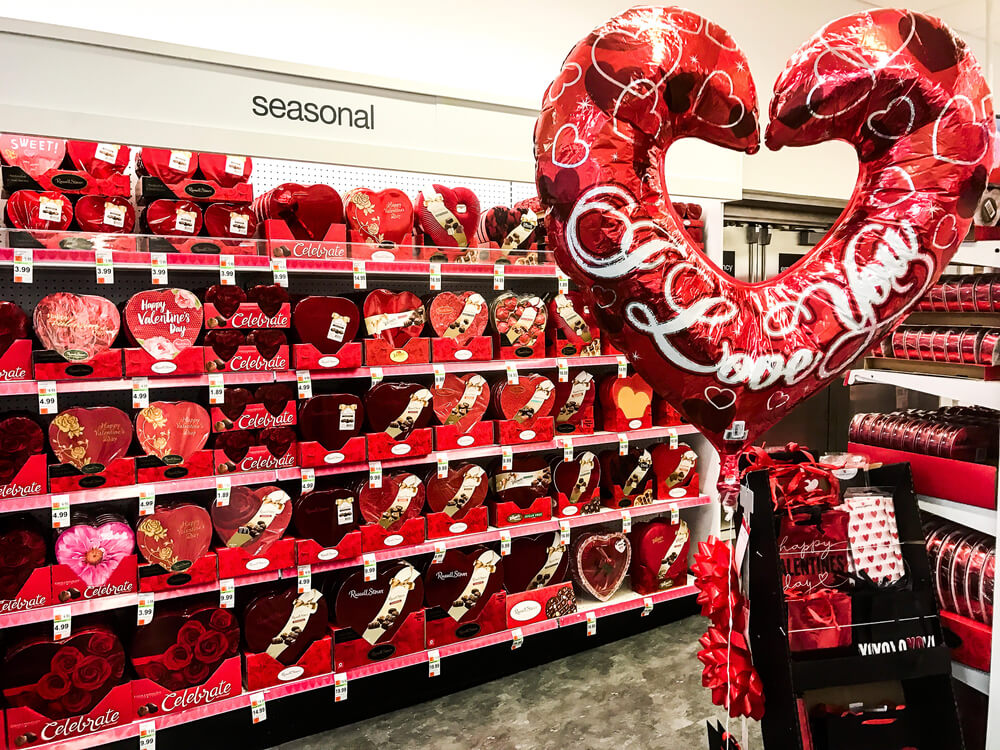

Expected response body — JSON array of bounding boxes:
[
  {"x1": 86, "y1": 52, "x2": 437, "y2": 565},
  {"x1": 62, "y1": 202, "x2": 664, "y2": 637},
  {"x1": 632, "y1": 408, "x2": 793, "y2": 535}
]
[{"x1": 273, "y1": 615, "x2": 763, "y2": 750}]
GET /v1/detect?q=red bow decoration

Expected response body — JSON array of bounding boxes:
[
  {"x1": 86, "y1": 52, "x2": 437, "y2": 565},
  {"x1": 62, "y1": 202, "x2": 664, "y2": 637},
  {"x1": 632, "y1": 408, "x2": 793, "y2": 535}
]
[
  {"x1": 770, "y1": 463, "x2": 841, "y2": 510},
  {"x1": 692, "y1": 538, "x2": 746, "y2": 632},
  {"x1": 698, "y1": 627, "x2": 766, "y2": 721}
]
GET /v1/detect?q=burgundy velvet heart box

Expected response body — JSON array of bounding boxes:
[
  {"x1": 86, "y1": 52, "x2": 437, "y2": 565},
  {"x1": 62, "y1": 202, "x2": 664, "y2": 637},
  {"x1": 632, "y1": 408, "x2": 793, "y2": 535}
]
[
  {"x1": 213, "y1": 428, "x2": 298, "y2": 475},
  {"x1": 431, "y1": 373, "x2": 494, "y2": 449},
  {"x1": 291, "y1": 295, "x2": 361, "y2": 369},
  {"x1": 505, "y1": 532, "x2": 570, "y2": 593},
  {"x1": 600, "y1": 447, "x2": 656, "y2": 508},
  {"x1": 212, "y1": 485, "x2": 291, "y2": 558},
  {"x1": 364, "y1": 382, "x2": 433, "y2": 460},
  {"x1": 629, "y1": 519, "x2": 691, "y2": 595},
  {"x1": 652, "y1": 443, "x2": 700, "y2": 499},
  {"x1": 0, "y1": 300, "x2": 32, "y2": 381},
  {"x1": 424, "y1": 547, "x2": 504, "y2": 623},
  {"x1": 292, "y1": 488, "x2": 363, "y2": 564},
  {"x1": 296, "y1": 393, "x2": 366, "y2": 467},
  {"x1": 0, "y1": 415, "x2": 47, "y2": 497},
  {"x1": 571, "y1": 531, "x2": 631, "y2": 602},
  {"x1": 494, "y1": 375, "x2": 556, "y2": 444},
  {"x1": 0, "y1": 514, "x2": 52, "y2": 613},
  {"x1": 358, "y1": 472, "x2": 426, "y2": 550},
  {"x1": 553, "y1": 450, "x2": 601, "y2": 517},
  {"x1": 204, "y1": 329, "x2": 290, "y2": 373},
  {"x1": 204, "y1": 284, "x2": 290, "y2": 329}
]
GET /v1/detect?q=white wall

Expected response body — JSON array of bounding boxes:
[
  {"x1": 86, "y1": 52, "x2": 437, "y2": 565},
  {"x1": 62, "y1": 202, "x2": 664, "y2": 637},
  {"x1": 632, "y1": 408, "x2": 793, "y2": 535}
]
[{"x1": 0, "y1": 0, "x2": 992, "y2": 201}]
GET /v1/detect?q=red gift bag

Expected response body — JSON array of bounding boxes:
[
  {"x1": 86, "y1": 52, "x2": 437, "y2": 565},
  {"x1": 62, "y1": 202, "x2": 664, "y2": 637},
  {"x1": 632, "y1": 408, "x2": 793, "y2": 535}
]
[{"x1": 786, "y1": 589, "x2": 853, "y2": 652}]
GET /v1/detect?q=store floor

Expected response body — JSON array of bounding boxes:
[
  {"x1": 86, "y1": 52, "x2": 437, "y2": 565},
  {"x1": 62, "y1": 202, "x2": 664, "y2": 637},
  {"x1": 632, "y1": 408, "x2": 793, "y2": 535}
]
[{"x1": 272, "y1": 615, "x2": 763, "y2": 750}]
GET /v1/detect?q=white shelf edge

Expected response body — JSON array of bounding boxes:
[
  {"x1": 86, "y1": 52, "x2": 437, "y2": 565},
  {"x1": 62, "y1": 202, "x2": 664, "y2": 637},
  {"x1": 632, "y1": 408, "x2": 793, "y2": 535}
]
[
  {"x1": 845, "y1": 368, "x2": 1000, "y2": 409},
  {"x1": 917, "y1": 495, "x2": 997, "y2": 537},
  {"x1": 953, "y1": 660, "x2": 991, "y2": 695},
  {"x1": 953, "y1": 242, "x2": 1000, "y2": 269}
]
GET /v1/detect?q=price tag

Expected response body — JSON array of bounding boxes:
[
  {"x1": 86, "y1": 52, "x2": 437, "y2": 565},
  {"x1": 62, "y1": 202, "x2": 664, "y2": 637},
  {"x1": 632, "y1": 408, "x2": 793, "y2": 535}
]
[
  {"x1": 621, "y1": 509, "x2": 632, "y2": 534},
  {"x1": 95, "y1": 250, "x2": 114, "y2": 284},
  {"x1": 436, "y1": 453, "x2": 449, "y2": 479},
  {"x1": 363, "y1": 554, "x2": 377, "y2": 582},
  {"x1": 13, "y1": 248, "x2": 33, "y2": 284},
  {"x1": 499, "y1": 529, "x2": 512, "y2": 556},
  {"x1": 150, "y1": 252, "x2": 168, "y2": 286},
  {"x1": 207, "y1": 373, "x2": 225, "y2": 405},
  {"x1": 353, "y1": 260, "x2": 367, "y2": 290},
  {"x1": 432, "y1": 364, "x2": 446, "y2": 389},
  {"x1": 297, "y1": 565, "x2": 312, "y2": 594},
  {"x1": 369, "y1": 461, "x2": 382, "y2": 488},
  {"x1": 557, "y1": 358, "x2": 569, "y2": 383},
  {"x1": 641, "y1": 597, "x2": 654, "y2": 617},
  {"x1": 219, "y1": 255, "x2": 236, "y2": 286},
  {"x1": 249, "y1": 692, "x2": 266, "y2": 724},
  {"x1": 53, "y1": 606, "x2": 72, "y2": 641},
  {"x1": 270, "y1": 256, "x2": 289, "y2": 287},
  {"x1": 559, "y1": 520, "x2": 571, "y2": 547},
  {"x1": 301, "y1": 467, "x2": 315, "y2": 494},
  {"x1": 557, "y1": 269, "x2": 570, "y2": 295},
  {"x1": 37, "y1": 381, "x2": 57, "y2": 415},
  {"x1": 511, "y1": 627, "x2": 524, "y2": 650},
  {"x1": 668, "y1": 428, "x2": 678, "y2": 450},
  {"x1": 432, "y1": 541, "x2": 447, "y2": 564},
  {"x1": 505, "y1": 362, "x2": 519, "y2": 385},
  {"x1": 137, "y1": 593, "x2": 155, "y2": 626},
  {"x1": 586, "y1": 610, "x2": 597, "y2": 636},
  {"x1": 51, "y1": 495, "x2": 70, "y2": 529},
  {"x1": 334, "y1": 672, "x2": 348, "y2": 702},
  {"x1": 95, "y1": 143, "x2": 120, "y2": 163},
  {"x1": 561, "y1": 437, "x2": 573, "y2": 462},
  {"x1": 428, "y1": 649, "x2": 441, "y2": 677},
  {"x1": 215, "y1": 476, "x2": 231, "y2": 507},
  {"x1": 670, "y1": 503, "x2": 680, "y2": 525},
  {"x1": 138, "y1": 721, "x2": 156, "y2": 750},
  {"x1": 139, "y1": 486, "x2": 155, "y2": 517},
  {"x1": 225, "y1": 155, "x2": 246, "y2": 176},
  {"x1": 429, "y1": 263, "x2": 442, "y2": 291},
  {"x1": 132, "y1": 377, "x2": 150, "y2": 409},
  {"x1": 296, "y1": 370, "x2": 312, "y2": 399},
  {"x1": 617, "y1": 433, "x2": 629, "y2": 456},
  {"x1": 501, "y1": 446, "x2": 513, "y2": 471},
  {"x1": 103, "y1": 201, "x2": 126, "y2": 228},
  {"x1": 493, "y1": 263, "x2": 505, "y2": 291},
  {"x1": 168, "y1": 150, "x2": 192, "y2": 171},
  {"x1": 370, "y1": 366, "x2": 383, "y2": 387},
  {"x1": 617, "y1": 355, "x2": 628, "y2": 378},
  {"x1": 219, "y1": 579, "x2": 235, "y2": 609}
]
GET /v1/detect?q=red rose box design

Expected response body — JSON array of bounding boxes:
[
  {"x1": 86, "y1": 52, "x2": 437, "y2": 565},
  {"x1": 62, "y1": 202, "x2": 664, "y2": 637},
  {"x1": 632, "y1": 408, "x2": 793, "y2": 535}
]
[
  {"x1": 137, "y1": 504, "x2": 213, "y2": 575},
  {"x1": 243, "y1": 586, "x2": 332, "y2": 689},
  {"x1": 345, "y1": 187, "x2": 414, "y2": 247},
  {"x1": 48, "y1": 407, "x2": 136, "y2": 491},
  {"x1": 0, "y1": 515, "x2": 52, "y2": 613},
  {"x1": 571, "y1": 531, "x2": 631, "y2": 602},
  {"x1": 629, "y1": 520, "x2": 691, "y2": 596}
]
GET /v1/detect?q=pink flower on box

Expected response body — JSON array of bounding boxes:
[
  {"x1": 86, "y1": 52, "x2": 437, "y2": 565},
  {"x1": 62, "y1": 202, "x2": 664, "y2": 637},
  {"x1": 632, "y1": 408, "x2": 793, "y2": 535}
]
[{"x1": 54, "y1": 519, "x2": 134, "y2": 588}]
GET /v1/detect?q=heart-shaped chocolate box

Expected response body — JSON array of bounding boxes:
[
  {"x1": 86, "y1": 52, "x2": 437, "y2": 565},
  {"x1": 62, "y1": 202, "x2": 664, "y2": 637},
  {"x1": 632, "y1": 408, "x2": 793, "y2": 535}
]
[
  {"x1": 54, "y1": 515, "x2": 134, "y2": 588},
  {"x1": 34, "y1": 293, "x2": 120, "y2": 362},
  {"x1": 211, "y1": 486, "x2": 291, "y2": 556},
  {"x1": 552, "y1": 371, "x2": 597, "y2": 432},
  {"x1": 416, "y1": 184, "x2": 480, "y2": 248},
  {"x1": 0, "y1": 515, "x2": 47, "y2": 600},
  {"x1": 299, "y1": 394, "x2": 363, "y2": 450},
  {"x1": 253, "y1": 183, "x2": 343, "y2": 241},
  {"x1": 136, "y1": 401, "x2": 211, "y2": 464},
  {"x1": 334, "y1": 561, "x2": 424, "y2": 644},
  {"x1": 0, "y1": 301, "x2": 29, "y2": 356},
  {"x1": 362, "y1": 290, "x2": 426, "y2": 348},
  {"x1": 144, "y1": 199, "x2": 203, "y2": 236},
  {"x1": 124, "y1": 289, "x2": 203, "y2": 361},
  {"x1": 491, "y1": 455, "x2": 551, "y2": 508},
  {"x1": 137, "y1": 504, "x2": 213, "y2": 572},
  {"x1": 1, "y1": 626, "x2": 126, "y2": 719},
  {"x1": 505, "y1": 532, "x2": 569, "y2": 593},
  {"x1": 132, "y1": 604, "x2": 240, "y2": 689},
  {"x1": 365, "y1": 382, "x2": 432, "y2": 438},
  {"x1": 293, "y1": 297, "x2": 360, "y2": 354},
  {"x1": 137, "y1": 147, "x2": 198, "y2": 183},
  {"x1": 198, "y1": 152, "x2": 253, "y2": 187},
  {"x1": 243, "y1": 585, "x2": 328, "y2": 665},
  {"x1": 204, "y1": 285, "x2": 246, "y2": 322},
  {"x1": 491, "y1": 293, "x2": 547, "y2": 351},
  {"x1": 203, "y1": 203, "x2": 258, "y2": 241},
  {"x1": 428, "y1": 291, "x2": 489, "y2": 344},
  {"x1": 345, "y1": 188, "x2": 413, "y2": 245},
  {"x1": 494, "y1": 375, "x2": 556, "y2": 426},
  {"x1": 75, "y1": 196, "x2": 136, "y2": 234},
  {"x1": 571, "y1": 531, "x2": 631, "y2": 601},
  {"x1": 432, "y1": 374, "x2": 490, "y2": 433},
  {"x1": 600, "y1": 374, "x2": 653, "y2": 430},
  {"x1": 476, "y1": 205, "x2": 540, "y2": 250},
  {"x1": 552, "y1": 450, "x2": 601, "y2": 504},
  {"x1": 6, "y1": 190, "x2": 73, "y2": 231},
  {"x1": 652, "y1": 443, "x2": 698, "y2": 492},
  {"x1": 600, "y1": 447, "x2": 655, "y2": 501},
  {"x1": 292, "y1": 489, "x2": 361, "y2": 548},
  {"x1": 48, "y1": 406, "x2": 132, "y2": 472},
  {"x1": 549, "y1": 292, "x2": 598, "y2": 353},
  {"x1": 425, "y1": 463, "x2": 488, "y2": 519},
  {"x1": 0, "y1": 414, "x2": 44, "y2": 485},
  {"x1": 424, "y1": 547, "x2": 504, "y2": 622},
  {"x1": 629, "y1": 519, "x2": 690, "y2": 594},
  {"x1": 0, "y1": 134, "x2": 66, "y2": 177},
  {"x1": 66, "y1": 141, "x2": 130, "y2": 178},
  {"x1": 358, "y1": 472, "x2": 425, "y2": 531}
]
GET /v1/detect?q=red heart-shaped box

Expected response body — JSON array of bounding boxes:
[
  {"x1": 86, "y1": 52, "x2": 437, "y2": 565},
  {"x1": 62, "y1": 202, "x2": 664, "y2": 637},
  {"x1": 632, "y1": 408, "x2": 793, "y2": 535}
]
[
  {"x1": 549, "y1": 292, "x2": 599, "y2": 356},
  {"x1": 211, "y1": 383, "x2": 295, "y2": 432},
  {"x1": 124, "y1": 289, "x2": 203, "y2": 361},
  {"x1": 600, "y1": 374, "x2": 653, "y2": 431},
  {"x1": 1, "y1": 626, "x2": 125, "y2": 719},
  {"x1": 428, "y1": 291, "x2": 489, "y2": 344},
  {"x1": 34, "y1": 292, "x2": 120, "y2": 362},
  {"x1": 363, "y1": 290, "x2": 425, "y2": 348},
  {"x1": 131, "y1": 603, "x2": 240, "y2": 689},
  {"x1": 144, "y1": 199, "x2": 204, "y2": 237},
  {"x1": 6, "y1": 190, "x2": 73, "y2": 231},
  {"x1": 475, "y1": 205, "x2": 540, "y2": 250},
  {"x1": 629, "y1": 519, "x2": 690, "y2": 595},
  {"x1": 66, "y1": 141, "x2": 130, "y2": 178},
  {"x1": 292, "y1": 296, "x2": 359, "y2": 355},
  {"x1": 0, "y1": 415, "x2": 44, "y2": 485},
  {"x1": 416, "y1": 184, "x2": 480, "y2": 248},
  {"x1": 553, "y1": 371, "x2": 597, "y2": 434},
  {"x1": 197, "y1": 153, "x2": 253, "y2": 187},
  {"x1": 292, "y1": 489, "x2": 361, "y2": 549},
  {"x1": 432, "y1": 374, "x2": 490, "y2": 433},
  {"x1": 299, "y1": 394, "x2": 364, "y2": 451},
  {"x1": 359, "y1": 472, "x2": 425, "y2": 531},
  {"x1": 652, "y1": 443, "x2": 698, "y2": 497},
  {"x1": 334, "y1": 561, "x2": 423, "y2": 643},
  {"x1": 425, "y1": 463, "x2": 488, "y2": 518},
  {"x1": 247, "y1": 285, "x2": 289, "y2": 319},
  {"x1": 571, "y1": 531, "x2": 631, "y2": 601},
  {"x1": 204, "y1": 285, "x2": 246, "y2": 321},
  {"x1": 48, "y1": 406, "x2": 131, "y2": 472},
  {"x1": 495, "y1": 375, "x2": 556, "y2": 427},
  {"x1": 491, "y1": 455, "x2": 551, "y2": 508},
  {"x1": 504, "y1": 531, "x2": 569, "y2": 593},
  {"x1": 203, "y1": 203, "x2": 258, "y2": 241},
  {"x1": 211, "y1": 485, "x2": 291, "y2": 557},
  {"x1": 0, "y1": 134, "x2": 66, "y2": 177},
  {"x1": 253, "y1": 183, "x2": 343, "y2": 241},
  {"x1": 0, "y1": 301, "x2": 29, "y2": 356},
  {"x1": 137, "y1": 147, "x2": 198, "y2": 184},
  {"x1": 137, "y1": 504, "x2": 213, "y2": 572},
  {"x1": 0, "y1": 515, "x2": 48, "y2": 601},
  {"x1": 424, "y1": 547, "x2": 504, "y2": 622},
  {"x1": 345, "y1": 188, "x2": 413, "y2": 245},
  {"x1": 365, "y1": 382, "x2": 433, "y2": 438},
  {"x1": 600, "y1": 447, "x2": 655, "y2": 506},
  {"x1": 135, "y1": 401, "x2": 211, "y2": 463},
  {"x1": 552, "y1": 450, "x2": 601, "y2": 504},
  {"x1": 243, "y1": 585, "x2": 328, "y2": 665},
  {"x1": 491, "y1": 293, "x2": 547, "y2": 355},
  {"x1": 74, "y1": 196, "x2": 136, "y2": 234}
]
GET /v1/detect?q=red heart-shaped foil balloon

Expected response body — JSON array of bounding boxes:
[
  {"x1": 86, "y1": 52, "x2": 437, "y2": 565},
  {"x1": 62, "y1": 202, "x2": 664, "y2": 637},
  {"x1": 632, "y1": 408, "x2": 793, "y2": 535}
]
[
  {"x1": 490, "y1": 293, "x2": 547, "y2": 349},
  {"x1": 242, "y1": 585, "x2": 328, "y2": 665},
  {"x1": 333, "y1": 561, "x2": 423, "y2": 643},
  {"x1": 423, "y1": 547, "x2": 504, "y2": 622},
  {"x1": 0, "y1": 134, "x2": 65, "y2": 177},
  {"x1": 211, "y1": 485, "x2": 291, "y2": 557},
  {"x1": 424, "y1": 463, "x2": 488, "y2": 518},
  {"x1": 428, "y1": 291, "x2": 489, "y2": 344},
  {"x1": 144, "y1": 199, "x2": 203, "y2": 237},
  {"x1": 0, "y1": 416, "x2": 44, "y2": 485},
  {"x1": 475, "y1": 205, "x2": 540, "y2": 250},
  {"x1": 203, "y1": 203, "x2": 257, "y2": 241},
  {"x1": 34, "y1": 293, "x2": 120, "y2": 362},
  {"x1": 137, "y1": 147, "x2": 198, "y2": 183},
  {"x1": 292, "y1": 296, "x2": 360, "y2": 354},
  {"x1": 292, "y1": 489, "x2": 361, "y2": 549},
  {"x1": 197, "y1": 153, "x2": 252, "y2": 187},
  {"x1": 299, "y1": 394, "x2": 364, "y2": 451},
  {"x1": 65, "y1": 141, "x2": 130, "y2": 178},
  {"x1": 504, "y1": 531, "x2": 569, "y2": 593},
  {"x1": 358, "y1": 471, "x2": 425, "y2": 531},
  {"x1": 0, "y1": 301, "x2": 29, "y2": 357},
  {"x1": 6, "y1": 190, "x2": 73, "y2": 231},
  {"x1": 571, "y1": 531, "x2": 631, "y2": 601},
  {"x1": 135, "y1": 402, "x2": 211, "y2": 463},
  {"x1": 74, "y1": 195, "x2": 136, "y2": 234},
  {"x1": 494, "y1": 375, "x2": 556, "y2": 426},
  {"x1": 431, "y1": 374, "x2": 490, "y2": 433},
  {"x1": 344, "y1": 188, "x2": 414, "y2": 245},
  {"x1": 252, "y1": 183, "x2": 343, "y2": 241},
  {"x1": 552, "y1": 450, "x2": 601, "y2": 503},
  {"x1": 364, "y1": 382, "x2": 433, "y2": 438},
  {"x1": 124, "y1": 289, "x2": 203, "y2": 361},
  {"x1": 0, "y1": 515, "x2": 47, "y2": 600},
  {"x1": 416, "y1": 184, "x2": 480, "y2": 248},
  {"x1": 49, "y1": 406, "x2": 132, "y2": 471},
  {"x1": 362, "y1": 290, "x2": 425, "y2": 348},
  {"x1": 137, "y1": 504, "x2": 213, "y2": 572}
]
